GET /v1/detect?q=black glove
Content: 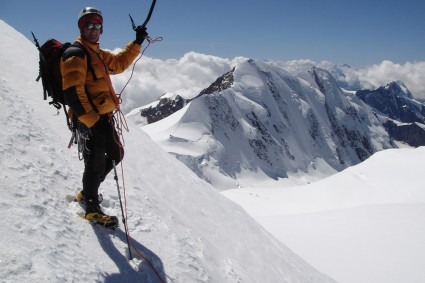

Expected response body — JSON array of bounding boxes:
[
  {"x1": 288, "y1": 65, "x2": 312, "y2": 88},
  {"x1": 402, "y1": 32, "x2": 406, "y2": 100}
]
[{"x1": 134, "y1": 26, "x2": 148, "y2": 45}]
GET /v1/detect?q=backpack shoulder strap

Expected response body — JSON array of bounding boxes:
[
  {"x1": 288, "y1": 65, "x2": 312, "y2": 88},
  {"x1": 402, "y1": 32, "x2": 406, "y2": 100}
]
[
  {"x1": 62, "y1": 41, "x2": 97, "y2": 80},
  {"x1": 62, "y1": 42, "x2": 85, "y2": 60},
  {"x1": 62, "y1": 41, "x2": 99, "y2": 113}
]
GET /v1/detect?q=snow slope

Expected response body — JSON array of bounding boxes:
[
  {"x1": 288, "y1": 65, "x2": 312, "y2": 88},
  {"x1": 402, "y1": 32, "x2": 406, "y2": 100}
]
[
  {"x1": 224, "y1": 147, "x2": 425, "y2": 283},
  {"x1": 0, "y1": 20, "x2": 335, "y2": 282}
]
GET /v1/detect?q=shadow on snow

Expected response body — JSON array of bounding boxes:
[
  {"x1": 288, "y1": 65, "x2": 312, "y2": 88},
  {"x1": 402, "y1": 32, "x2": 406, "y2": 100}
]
[{"x1": 92, "y1": 225, "x2": 168, "y2": 283}]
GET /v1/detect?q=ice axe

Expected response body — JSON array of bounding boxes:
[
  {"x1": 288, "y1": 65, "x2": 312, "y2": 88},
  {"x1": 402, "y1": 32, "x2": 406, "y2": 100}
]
[{"x1": 129, "y1": 0, "x2": 157, "y2": 30}]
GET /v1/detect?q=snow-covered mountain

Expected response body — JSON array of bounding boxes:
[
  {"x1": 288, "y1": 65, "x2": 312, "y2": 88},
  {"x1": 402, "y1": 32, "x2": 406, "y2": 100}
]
[
  {"x1": 0, "y1": 20, "x2": 336, "y2": 282},
  {"x1": 139, "y1": 59, "x2": 394, "y2": 190},
  {"x1": 356, "y1": 81, "x2": 425, "y2": 146},
  {"x1": 357, "y1": 81, "x2": 422, "y2": 122}
]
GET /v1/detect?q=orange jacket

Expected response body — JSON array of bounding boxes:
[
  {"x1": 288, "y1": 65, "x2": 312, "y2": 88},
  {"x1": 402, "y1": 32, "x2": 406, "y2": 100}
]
[{"x1": 61, "y1": 37, "x2": 141, "y2": 127}]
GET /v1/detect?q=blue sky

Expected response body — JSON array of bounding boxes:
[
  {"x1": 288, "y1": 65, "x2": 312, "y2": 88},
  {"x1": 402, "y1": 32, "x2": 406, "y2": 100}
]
[{"x1": 1, "y1": 0, "x2": 424, "y2": 66}]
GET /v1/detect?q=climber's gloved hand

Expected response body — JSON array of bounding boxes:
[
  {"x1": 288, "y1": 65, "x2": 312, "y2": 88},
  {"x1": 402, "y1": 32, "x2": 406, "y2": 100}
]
[{"x1": 134, "y1": 26, "x2": 148, "y2": 45}]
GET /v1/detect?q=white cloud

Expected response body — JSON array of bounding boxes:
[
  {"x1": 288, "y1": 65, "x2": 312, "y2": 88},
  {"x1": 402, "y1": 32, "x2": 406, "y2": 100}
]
[
  {"x1": 326, "y1": 60, "x2": 425, "y2": 100},
  {"x1": 276, "y1": 59, "x2": 425, "y2": 101},
  {"x1": 112, "y1": 51, "x2": 246, "y2": 113},
  {"x1": 354, "y1": 60, "x2": 425, "y2": 99},
  {"x1": 112, "y1": 51, "x2": 425, "y2": 114}
]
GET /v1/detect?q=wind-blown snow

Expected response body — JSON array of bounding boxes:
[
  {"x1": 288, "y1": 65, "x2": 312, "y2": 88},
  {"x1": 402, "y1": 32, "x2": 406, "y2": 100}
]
[{"x1": 0, "y1": 20, "x2": 334, "y2": 282}]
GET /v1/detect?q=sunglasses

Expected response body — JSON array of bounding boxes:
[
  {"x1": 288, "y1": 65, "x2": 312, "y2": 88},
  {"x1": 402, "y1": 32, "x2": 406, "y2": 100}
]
[{"x1": 85, "y1": 23, "x2": 102, "y2": 30}]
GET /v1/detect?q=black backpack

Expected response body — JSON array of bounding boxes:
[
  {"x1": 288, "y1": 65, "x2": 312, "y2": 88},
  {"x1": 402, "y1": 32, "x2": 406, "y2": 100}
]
[{"x1": 32, "y1": 32, "x2": 96, "y2": 130}]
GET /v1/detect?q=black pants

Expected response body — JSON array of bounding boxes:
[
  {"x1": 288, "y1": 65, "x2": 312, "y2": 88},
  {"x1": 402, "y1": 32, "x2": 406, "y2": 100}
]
[{"x1": 82, "y1": 115, "x2": 123, "y2": 201}]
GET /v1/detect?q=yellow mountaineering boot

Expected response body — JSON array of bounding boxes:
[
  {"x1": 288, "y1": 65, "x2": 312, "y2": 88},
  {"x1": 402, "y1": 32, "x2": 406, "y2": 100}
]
[
  {"x1": 84, "y1": 198, "x2": 118, "y2": 229},
  {"x1": 74, "y1": 191, "x2": 85, "y2": 203},
  {"x1": 74, "y1": 191, "x2": 103, "y2": 206}
]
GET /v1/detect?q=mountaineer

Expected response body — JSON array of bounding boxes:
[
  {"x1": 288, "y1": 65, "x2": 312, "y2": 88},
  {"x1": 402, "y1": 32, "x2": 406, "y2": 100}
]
[{"x1": 61, "y1": 7, "x2": 148, "y2": 228}]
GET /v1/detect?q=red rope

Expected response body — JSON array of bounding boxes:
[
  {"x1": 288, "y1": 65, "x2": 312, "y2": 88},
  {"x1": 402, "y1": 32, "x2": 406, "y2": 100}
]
[
  {"x1": 118, "y1": 36, "x2": 163, "y2": 98},
  {"x1": 113, "y1": 36, "x2": 163, "y2": 148},
  {"x1": 110, "y1": 129, "x2": 166, "y2": 282},
  {"x1": 119, "y1": 159, "x2": 166, "y2": 283},
  {"x1": 111, "y1": 36, "x2": 166, "y2": 282}
]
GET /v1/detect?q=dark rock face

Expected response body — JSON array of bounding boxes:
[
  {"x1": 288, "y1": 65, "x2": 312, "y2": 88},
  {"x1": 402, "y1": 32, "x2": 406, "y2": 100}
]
[
  {"x1": 384, "y1": 121, "x2": 425, "y2": 147},
  {"x1": 197, "y1": 67, "x2": 235, "y2": 96},
  {"x1": 356, "y1": 81, "x2": 425, "y2": 123},
  {"x1": 140, "y1": 68, "x2": 236, "y2": 124},
  {"x1": 356, "y1": 81, "x2": 425, "y2": 146},
  {"x1": 140, "y1": 94, "x2": 186, "y2": 124}
]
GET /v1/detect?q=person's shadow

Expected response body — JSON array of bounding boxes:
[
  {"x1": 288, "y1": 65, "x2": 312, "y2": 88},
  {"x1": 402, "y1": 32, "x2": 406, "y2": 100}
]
[{"x1": 92, "y1": 225, "x2": 169, "y2": 283}]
